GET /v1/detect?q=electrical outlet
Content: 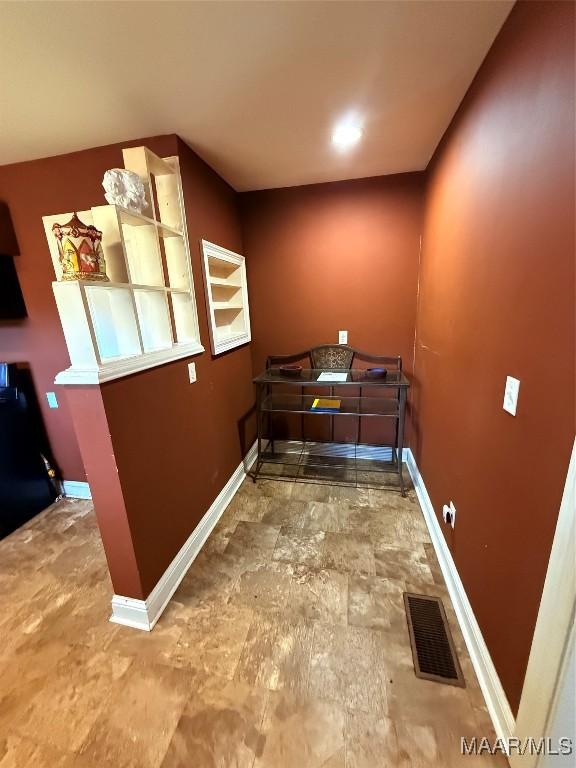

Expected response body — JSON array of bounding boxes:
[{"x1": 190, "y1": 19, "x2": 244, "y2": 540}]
[
  {"x1": 188, "y1": 363, "x2": 197, "y2": 383},
  {"x1": 503, "y1": 375, "x2": 520, "y2": 416},
  {"x1": 46, "y1": 392, "x2": 58, "y2": 409},
  {"x1": 442, "y1": 501, "x2": 456, "y2": 528},
  {"x1": 338, "y1": 330, "x2": 348, "y2": 344}
]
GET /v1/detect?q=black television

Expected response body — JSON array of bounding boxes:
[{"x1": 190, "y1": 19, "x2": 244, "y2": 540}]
[{"x1": 0, "y1": 254, "x2": 27, "y2": 319}]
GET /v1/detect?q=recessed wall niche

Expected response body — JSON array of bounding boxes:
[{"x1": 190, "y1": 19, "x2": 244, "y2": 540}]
[{"x1": 200, "y1": 240, "x2": 251, "y2": 355}]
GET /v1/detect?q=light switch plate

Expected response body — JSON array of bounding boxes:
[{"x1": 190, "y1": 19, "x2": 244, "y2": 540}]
[
  {"x1": 46, "y1": 392, "x2": 58, "y2": 409},
  {"x1": 188, "y1": 363, "x2": 197, "y2": 383},
  {"x1": 503, "y1": 376, "x2": 520, "y2": 416},
  {"x1": 338, "y1": 330, "x2": 348, "y2": 344}
]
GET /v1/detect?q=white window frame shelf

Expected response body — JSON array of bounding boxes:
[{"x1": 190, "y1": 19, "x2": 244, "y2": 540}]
[
  {"x1": 201, "y1": 240, "x2": 251, "y2": 355},
  {"x1": 43, "y1": 148, "x2": 204, "y2": 385}
]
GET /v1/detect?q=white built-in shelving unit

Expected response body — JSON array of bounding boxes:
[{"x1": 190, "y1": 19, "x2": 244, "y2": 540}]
[
  {"x1": 43, "y1": 147, "x2": 204, "y2": 384},
  {"x1": 201, "y1": 240, "x2": 251, "y2": 355}
]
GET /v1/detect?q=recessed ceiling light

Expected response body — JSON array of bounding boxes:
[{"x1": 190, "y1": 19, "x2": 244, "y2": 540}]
[{"x1": 332, "y1": 118, "x2": 363, "y2": 149}]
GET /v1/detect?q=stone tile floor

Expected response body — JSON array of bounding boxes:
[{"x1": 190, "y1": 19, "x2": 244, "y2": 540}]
[{"x1": 0, "y1": 474, "x2": 509, "y2": 767}]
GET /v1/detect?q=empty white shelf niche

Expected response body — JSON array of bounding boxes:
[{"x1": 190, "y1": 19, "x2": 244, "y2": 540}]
[
  {"x1": 201, "y1": 240, "x2": 251, "y2": 355},
  {"x1": 43, "y1": 146, "x2": 204, "y2": 384}
]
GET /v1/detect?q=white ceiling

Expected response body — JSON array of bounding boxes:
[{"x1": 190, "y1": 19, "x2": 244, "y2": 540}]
[{"x1": 0, "y1": 1, "x2": 513, "y2": 191}]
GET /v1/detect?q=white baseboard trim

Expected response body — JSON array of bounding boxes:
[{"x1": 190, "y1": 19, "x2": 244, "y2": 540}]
[
  {"x1": 405, "y1": 449, "x2": 516, "y2": 746},
  {"x1": 61, "y1": 480, "x2": 92, "y2": 499},
  {"x1": 110, "y1": 440, "x2": 258, "y2": 632}
]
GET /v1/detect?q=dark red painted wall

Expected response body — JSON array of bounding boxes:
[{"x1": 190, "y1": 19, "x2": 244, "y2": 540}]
[
  {"x1": 66, "y1": 385, "x2": 144, "y2": 598},
  {"x1": 0, "y1": 134, "x2": 254, "y2": 597},
  {"x1": 240, "y1": 173, "x2": 425, "y2": 445},
  {"x1": 0, "y1": 135, "x2": 180, "y2": 481},
  {"x1": 100, "y1": 138, "x2": 254, "y2": 595},
  {"x1": 1, "y1": 0, "x2": 573, "y2": 716},
  {"x1": 413, "y1": 0, "x2": 575, "y2": 713}
]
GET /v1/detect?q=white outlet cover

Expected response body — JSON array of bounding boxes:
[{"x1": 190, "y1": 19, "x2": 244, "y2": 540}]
[
  {"x1": 442, "y1": 504, "x2": 450, "y2": 524},
  {"x1": 338, "y1": 330, "x2": 348, "y2": 344},
  {"x1": 449, "y1": 500, "x2": 456, "y2": 528},
  {"x1": 46, "y1": 391, "x2": 58, "y2": 408},
  {"x1": 503, "y1": 376, "x2": 520, "y2": 416},
  {"x1": 188, "y1": 363, "x2": 197, "y2": 383}
]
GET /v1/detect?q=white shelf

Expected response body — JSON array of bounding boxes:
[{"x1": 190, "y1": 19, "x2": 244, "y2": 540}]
[
  {"x1": 207, "y1": 255, "x2": 241, "y2": 281},
  {"x1": 213, "y1": 302, "x2": 243, "y2": 311},
  {"x1": 115, "y1": 206, "x2": 158, "y2": 228},
  {"x1": 164, "y1": 235, "x2": 190, "y2": 291},
  {"x1": 122, "y1": 219, "x2": 164, "y2": 287},
  {"x1": 134, "y1": 289, "x2": 173, "y2": 352},
  {"x1": 54, "y1": 341, "x2": 204, "y2": 384},
  {"x1": 85, "y1": 285, "x2": 141, "y2": 361},
  {"x1": 157, "y1": 221, "x2": 183, "y2": 238},
  {"x1": 122, "y1": 147, "x2": 185, "y2": 234},
  {"x1": 171, "y1": 292, "x2": 198, "y2": 344},
  {"x1": 154, "y1": 168, "x2": 183, "y2": 232},
  {"x1": 44, "y1": 146, "x2": 204, "y2": 384},
  {"x1": 201, "y1": 240, "x2": 251, "y2": 355}
]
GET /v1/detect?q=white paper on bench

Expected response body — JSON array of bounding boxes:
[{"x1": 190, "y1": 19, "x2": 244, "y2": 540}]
[{"x1": 317, "y1": 372, "x2": 349, "y2": 382}]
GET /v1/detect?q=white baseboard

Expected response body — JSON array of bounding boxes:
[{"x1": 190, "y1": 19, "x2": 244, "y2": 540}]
[
  {"x1": 405, "y1": 449, "x2": 516, "y2": 745},
  {"x1": 110, "y1": 441, "x2": 258, "y2": 631},
  {"x1": 61, "y1": 480, "x2": 91, "y2": 499}
]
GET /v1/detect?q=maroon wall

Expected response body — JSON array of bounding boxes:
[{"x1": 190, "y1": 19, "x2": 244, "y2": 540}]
[
  {"x1": 67, "y1": 385, "x2": 144, "y2": 598},
  {"x1": 99, "y1": 138, "x2": 254, "y2": 596},
  {"x1": 1, "y1": 0, "x2": 573, "y2": 713},
  {"x1": 0, "y1": 134, "x2": 254, "y2": 598},
  {"x1": 0, "y1": 135, "x2": 180, "y2": 481},
  {"x1": 413, "y1": 0, "x2": 575, "y2": 713},
  {"x1": 240, "y1": 174, "x2": 425, "y2": 444}
]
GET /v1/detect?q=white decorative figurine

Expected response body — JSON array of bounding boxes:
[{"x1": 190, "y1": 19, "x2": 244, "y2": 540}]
[{"x1": 102, "y1": 169, "x2": 147, "y2": 213}]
